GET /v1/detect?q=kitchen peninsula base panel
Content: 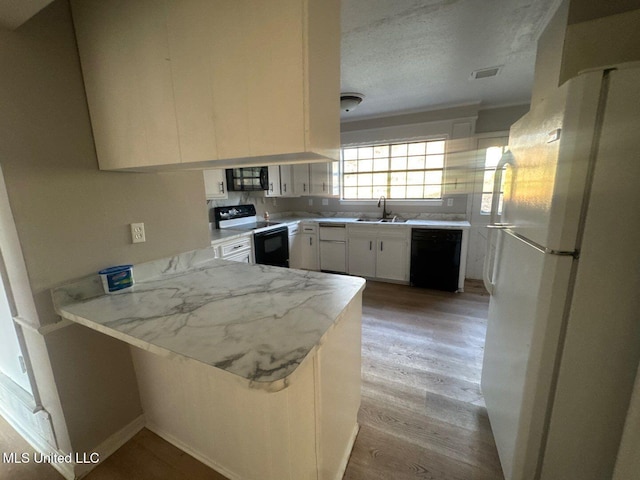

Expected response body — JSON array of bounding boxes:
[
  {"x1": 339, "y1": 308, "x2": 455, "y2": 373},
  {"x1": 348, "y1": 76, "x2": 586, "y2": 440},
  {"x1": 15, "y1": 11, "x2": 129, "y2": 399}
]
[{"x1": 129, "y1": 295, "x2": 362, "y2": 480}]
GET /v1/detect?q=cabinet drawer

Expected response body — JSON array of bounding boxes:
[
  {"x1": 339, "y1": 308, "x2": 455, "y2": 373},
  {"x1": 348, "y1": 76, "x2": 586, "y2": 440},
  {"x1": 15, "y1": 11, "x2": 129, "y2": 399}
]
[
  {"x1": 220, "y1": 237, "x2": 252, "y2": 257},
  {"x1": 301, "y1": 223, "x2": 317, "y2": 234}
]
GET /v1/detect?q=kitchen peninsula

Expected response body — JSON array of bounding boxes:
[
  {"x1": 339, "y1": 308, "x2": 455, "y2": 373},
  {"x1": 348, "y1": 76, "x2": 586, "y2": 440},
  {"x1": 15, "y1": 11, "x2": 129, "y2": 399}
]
[{"x1": 52, "y1": 248, "x2": 365, "y2": 480}]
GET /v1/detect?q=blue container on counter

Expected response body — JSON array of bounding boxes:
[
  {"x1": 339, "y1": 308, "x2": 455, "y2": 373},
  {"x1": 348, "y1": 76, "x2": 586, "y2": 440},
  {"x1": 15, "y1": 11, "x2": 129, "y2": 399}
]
[{"x1": 99, "y1": 265, "x2": 134, "y2": 294}]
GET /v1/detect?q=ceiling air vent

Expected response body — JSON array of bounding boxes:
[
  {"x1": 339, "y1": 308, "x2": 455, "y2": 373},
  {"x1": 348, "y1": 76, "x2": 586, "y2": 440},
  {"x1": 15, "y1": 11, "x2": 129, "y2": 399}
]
[{"x1": 470, "y1": 66, "x2": 503, "y2": 80}]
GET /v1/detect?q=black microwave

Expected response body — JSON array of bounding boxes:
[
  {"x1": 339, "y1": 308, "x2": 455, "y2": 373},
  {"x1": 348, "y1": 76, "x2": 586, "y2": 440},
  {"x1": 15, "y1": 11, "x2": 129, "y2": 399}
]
[{"x1": 225, "y1": 167, "x2": 269, "y2": 191}]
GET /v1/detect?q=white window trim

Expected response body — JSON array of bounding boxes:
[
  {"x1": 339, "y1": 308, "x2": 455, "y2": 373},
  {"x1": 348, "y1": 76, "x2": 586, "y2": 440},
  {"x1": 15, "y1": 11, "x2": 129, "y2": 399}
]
[{"x1": 339, "y1": 136, "x2": 449, "y2": 203}]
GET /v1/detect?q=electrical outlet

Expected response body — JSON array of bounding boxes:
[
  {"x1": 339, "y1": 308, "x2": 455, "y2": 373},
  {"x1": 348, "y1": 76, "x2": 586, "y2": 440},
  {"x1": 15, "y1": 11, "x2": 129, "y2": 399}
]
[
  {"x1": 322, "y1": 198, "x2": 329, "y2": 206},
  {"x1": 131, "y1": 223, "x2": 146, "y2": 243},
  {"x1": 446, "y1": 198, "x2": 454, "y2": 207},
  {"x1": 308, "y1": 199, "x2": 313, "y2": 206}
]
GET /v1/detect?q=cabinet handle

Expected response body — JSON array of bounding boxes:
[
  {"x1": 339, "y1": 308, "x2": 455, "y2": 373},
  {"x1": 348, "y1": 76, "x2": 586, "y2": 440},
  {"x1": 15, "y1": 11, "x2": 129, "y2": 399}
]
[
  {"x1": 219, "y1": 182, "x2": 225, "y2": 194},
  {"x1": 380, "y1": 241, "x2": 384, "y2": 251},
  {"x1": 322, "y1": 182, "x2": 326, "y2": 192},
  {"x1": 283, "y1": 183, "x2": 287, "y2": 193},
  {"x1": 233, "y1": 245, "x2": 243, "y2": 250},
  {"x1": 303, "y1": 183, "x2": 307, "y2": 192},
  {"x1": 310, "y1": 237, "x2": 313, "y2": 246},
  {"x1": 369, "y1": 241, "x2": 372, "y2": 250},
  {"x1": 269, "y1": 182, "x2": 273, "y2": 192}
]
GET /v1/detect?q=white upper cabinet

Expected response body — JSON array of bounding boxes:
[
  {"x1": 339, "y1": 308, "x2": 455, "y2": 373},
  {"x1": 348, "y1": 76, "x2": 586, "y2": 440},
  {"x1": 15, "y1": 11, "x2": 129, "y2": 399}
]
[
  {"x1": 309, "y1": 162, "x2": 332, "y2": 196},
  {"x1": 292, "y1": 164, "x2": 310, "y2": 195},
  {"x1": 203, "y1": 169, "x2": 227, "y2": 200},
  {"x1": 265, "y1": 166, "x2": 281, "y2": 197},
  {"x1": 289, "y1": 162, "x2": 334, "y2": 197},
  {"x1": 71, "y1": 0, "x2": 341, "y2": 172},
  {"x1": 279, "y1": 165, "x2": 295, "y2": 197}
]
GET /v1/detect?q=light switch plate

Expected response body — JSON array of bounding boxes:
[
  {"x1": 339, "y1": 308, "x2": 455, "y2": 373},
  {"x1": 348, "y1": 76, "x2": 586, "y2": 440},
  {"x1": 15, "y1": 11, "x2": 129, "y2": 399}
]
[
  {"x1": 446, "y1": 198, "x2": 454, "y2": 207},
  {"x1": 131, "y1": 223, "x2": 146, "y2": 243}
]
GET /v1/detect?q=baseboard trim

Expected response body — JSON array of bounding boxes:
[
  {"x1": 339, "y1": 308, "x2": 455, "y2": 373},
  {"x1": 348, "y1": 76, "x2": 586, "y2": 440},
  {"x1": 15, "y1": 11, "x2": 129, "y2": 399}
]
[
  {"x1": 0, "y1": 403, "x2": 74, "y2": 480},
  {"x1": 74, "y1": 414, "x2": 145, "y2": 479},
  {"x1": 145, "y1": 422, "x2": 240, "y2": 480}
]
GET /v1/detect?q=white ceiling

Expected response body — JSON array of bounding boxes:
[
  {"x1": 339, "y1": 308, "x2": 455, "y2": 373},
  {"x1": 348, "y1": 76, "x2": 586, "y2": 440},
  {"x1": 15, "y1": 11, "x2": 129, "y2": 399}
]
[{"x1": 340, "y1": 0, "x2": 561, "y2": 120}]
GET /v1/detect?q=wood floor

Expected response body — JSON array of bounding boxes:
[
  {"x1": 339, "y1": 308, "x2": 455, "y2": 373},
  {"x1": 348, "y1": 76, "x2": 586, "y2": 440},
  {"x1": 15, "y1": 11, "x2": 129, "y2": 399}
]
[
  {"x1": 343, "y1": 280, "x2": 503, "y2": 480},
  {"x1": 0, "y1": 280, "x2": 503, "y2": 480}
]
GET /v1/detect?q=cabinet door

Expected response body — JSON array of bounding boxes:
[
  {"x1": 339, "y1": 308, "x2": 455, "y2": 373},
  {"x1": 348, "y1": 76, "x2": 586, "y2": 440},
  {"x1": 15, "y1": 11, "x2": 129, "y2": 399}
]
[
  {"x1": 309, "y1": 162, "x2": 331, "y2": 196},
  {"x1": 224, "y1": 250, "x2": 253, "y2": 264},
  {"x1": 319, "y1": 241, "x2": 346, "y2": 273},
  {"x1": 288, "y1": 232, "x2": 301, "y2": 269},
  {"x1": 166, "y1": 0, "x2": 218, "y2": 163},
  {"x1": 266, "y1": 166, "x2": 282, "y2": 197},
  {"x1": 376, "y1": 235, "x2": 409, "y2": 281},
  {"x1": 72, "y1": 0, "x2": 181, "y2": 170},
  {"x1": 210, "y1": 0, "x2": 305, "y2": 160},
  {"x1": 293, "y1": 164, "x2": 310, "y2": 195},
  {"x1": 347, "y1": 236, "x2": 376, "y2": 278},
  {"x1": 203, "y1": 169, "x2": 228, "y2": 199},
  {"x1": 280, "y1": 165, "x2": 294, "y2": 196},
  {"x1": 300, "y1": 233, "x2": 319, "y2": 270}
]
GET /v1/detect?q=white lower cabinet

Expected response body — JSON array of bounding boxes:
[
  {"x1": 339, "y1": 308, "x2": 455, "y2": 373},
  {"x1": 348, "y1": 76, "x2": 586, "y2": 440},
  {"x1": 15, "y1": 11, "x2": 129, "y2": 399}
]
[
  {"x1": 300, "y1": 223, "x2": 319, "y2": 270},
  {"x1": 347, "y1": 235, "x2": 376, "y2": 278},
  {"x1": 376, "y1": 233, "x2": 408, "y2": 281},
  {"x1": 347, "y1": 226, "x2": 409, "y2": 282},
  {"x1": 215, "y1": 235, "x2": 254, "y2": 264},
  {"x1": 288, "y1": 223, "x2": 301, "y2": 268}
]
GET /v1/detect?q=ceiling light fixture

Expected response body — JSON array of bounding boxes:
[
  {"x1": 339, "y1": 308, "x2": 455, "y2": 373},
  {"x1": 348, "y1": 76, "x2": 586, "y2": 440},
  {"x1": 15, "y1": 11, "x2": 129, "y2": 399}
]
[{"x1": 340, "y1": 93, "x2": 364, "y2": 112}]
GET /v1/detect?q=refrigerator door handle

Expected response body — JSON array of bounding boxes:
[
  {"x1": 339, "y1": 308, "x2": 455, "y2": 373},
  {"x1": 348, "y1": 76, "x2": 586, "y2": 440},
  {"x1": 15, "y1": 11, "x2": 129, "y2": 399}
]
[
  {"x1": 499, "y1": 228, "x2": 579, "y2": 258},
  {"x1": 483, "y1": 152, "x2": 514, "y2": 294}
]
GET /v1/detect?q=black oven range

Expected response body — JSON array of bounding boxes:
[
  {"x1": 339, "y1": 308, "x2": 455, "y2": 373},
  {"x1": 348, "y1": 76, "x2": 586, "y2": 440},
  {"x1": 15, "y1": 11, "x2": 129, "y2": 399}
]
[{"x1": 212, "y1": 205, "x2": 289, "y2": 268}]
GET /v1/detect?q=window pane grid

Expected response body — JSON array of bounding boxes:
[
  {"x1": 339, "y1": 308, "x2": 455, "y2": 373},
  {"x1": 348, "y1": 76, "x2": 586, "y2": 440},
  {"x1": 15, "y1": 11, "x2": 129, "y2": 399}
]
[
  {"x1": 341, "y1": 140, "x2": 445, "y2": 200},
  {"x1": 480, "y1": 146, "x2": 507, "y2": 214}
]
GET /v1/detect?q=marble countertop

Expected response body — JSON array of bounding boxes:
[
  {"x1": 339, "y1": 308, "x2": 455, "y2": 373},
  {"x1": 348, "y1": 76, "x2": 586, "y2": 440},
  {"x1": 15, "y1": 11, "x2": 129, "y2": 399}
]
[
  {"x1": 209, "y1": 228, "x2": 251, "y2": 244},
  {"x1": 52, "y1": 249, "x2": 365, "y2": 392},
  {"x1": 271, "y1": 216, "x2": 470, "y2": 226},
  {"x1": 210, "y1": 216, "x2": 470, "y2": 245}
]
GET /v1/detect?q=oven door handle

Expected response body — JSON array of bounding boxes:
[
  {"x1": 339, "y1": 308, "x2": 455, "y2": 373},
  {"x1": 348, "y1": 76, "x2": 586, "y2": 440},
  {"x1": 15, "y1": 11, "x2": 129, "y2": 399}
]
[{"x1": 255, "y1": 226, "x2": 288, "y2": 238}]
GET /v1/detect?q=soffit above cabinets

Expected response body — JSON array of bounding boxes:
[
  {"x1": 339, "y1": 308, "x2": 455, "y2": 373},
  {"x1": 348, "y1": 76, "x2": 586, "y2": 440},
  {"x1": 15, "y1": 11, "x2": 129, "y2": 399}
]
[{"x1": 71, "y1": 0, "x2": 341, "y2": 172}]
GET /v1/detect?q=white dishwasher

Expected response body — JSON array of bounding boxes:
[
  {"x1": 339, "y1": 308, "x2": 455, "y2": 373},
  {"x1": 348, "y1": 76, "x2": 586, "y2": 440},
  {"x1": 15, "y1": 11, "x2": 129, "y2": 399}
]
[{"x1": 319, "y1": 223, "x2": 346, "y2": 273}]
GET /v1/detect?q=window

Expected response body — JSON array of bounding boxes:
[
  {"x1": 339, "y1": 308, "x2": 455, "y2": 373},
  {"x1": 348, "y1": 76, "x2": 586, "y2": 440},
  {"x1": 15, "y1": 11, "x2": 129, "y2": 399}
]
[
  {"x1": 341, "y1": 140, "x2": 445, "y2": 200},
  {"x1": 480, "y1": 146, "x2": 507, "y2": 215}
]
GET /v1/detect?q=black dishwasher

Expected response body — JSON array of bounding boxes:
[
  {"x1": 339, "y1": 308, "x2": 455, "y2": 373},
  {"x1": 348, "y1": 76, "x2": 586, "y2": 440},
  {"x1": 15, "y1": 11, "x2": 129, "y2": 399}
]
[{"x1": 410, "y1": 229, "x2": 462, "y2": 292}]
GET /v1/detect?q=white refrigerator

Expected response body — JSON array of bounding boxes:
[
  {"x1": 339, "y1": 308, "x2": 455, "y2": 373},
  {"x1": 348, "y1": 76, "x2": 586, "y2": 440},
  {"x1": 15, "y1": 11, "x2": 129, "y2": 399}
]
[{"x1": 481, "y1": 63, "x2": 640, "y2": 480}]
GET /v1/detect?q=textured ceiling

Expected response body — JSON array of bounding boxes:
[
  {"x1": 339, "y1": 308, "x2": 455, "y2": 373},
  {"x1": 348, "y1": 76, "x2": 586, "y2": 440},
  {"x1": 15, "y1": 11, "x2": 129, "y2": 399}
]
[{"x1": 340, "y1": 0, "x2": 562, "y2": 120}]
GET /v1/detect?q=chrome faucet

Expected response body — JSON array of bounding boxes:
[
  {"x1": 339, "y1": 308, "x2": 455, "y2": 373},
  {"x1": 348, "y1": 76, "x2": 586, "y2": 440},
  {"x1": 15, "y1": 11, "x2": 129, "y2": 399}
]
[{"x1": 377, "y1": 195, "x2": 392, "y2": 220}]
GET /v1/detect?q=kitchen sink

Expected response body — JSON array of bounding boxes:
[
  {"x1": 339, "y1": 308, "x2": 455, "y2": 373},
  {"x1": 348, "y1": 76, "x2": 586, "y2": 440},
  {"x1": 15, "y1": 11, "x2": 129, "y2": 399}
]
[{"x1": 355, "y1": 218, "x2": 406, "y2": 223}]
